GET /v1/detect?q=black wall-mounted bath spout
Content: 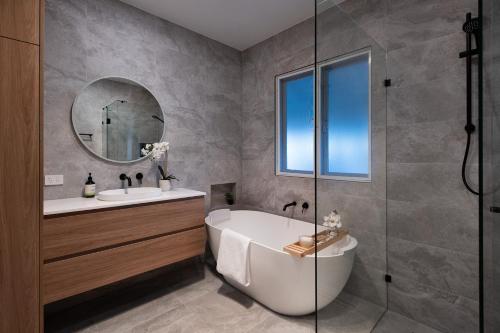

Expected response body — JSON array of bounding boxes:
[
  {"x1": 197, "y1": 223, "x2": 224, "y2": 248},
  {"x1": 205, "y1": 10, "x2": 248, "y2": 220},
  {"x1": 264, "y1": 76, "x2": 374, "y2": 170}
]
[{"x1": 283, "y1": 201, "x2": 297, "y2": 211}]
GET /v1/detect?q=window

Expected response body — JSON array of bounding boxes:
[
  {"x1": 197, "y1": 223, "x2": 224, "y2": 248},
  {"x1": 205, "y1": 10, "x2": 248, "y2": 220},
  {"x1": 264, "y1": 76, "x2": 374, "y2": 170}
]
[
  {"x1": 319, "y1": 50, "x2": 371, "y2": 180},
  {"x1": 275, "y1": 49, "x2": 371, "y2": 181},
  {"x1": 276, "y1": 67, "x2": 315, "y2": 176}
]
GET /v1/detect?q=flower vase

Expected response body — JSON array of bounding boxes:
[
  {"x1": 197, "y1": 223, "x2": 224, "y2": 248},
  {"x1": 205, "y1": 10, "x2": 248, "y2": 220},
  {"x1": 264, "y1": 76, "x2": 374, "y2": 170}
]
[{"x1": 159, "y1": 179, "x2": 171, "y2": 192}]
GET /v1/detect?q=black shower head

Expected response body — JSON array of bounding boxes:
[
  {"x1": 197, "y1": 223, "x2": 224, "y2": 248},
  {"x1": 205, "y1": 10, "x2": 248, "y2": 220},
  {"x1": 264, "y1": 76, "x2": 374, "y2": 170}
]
[{"x1": 463, "y1": 17, "x2": 480, "y2": 34}]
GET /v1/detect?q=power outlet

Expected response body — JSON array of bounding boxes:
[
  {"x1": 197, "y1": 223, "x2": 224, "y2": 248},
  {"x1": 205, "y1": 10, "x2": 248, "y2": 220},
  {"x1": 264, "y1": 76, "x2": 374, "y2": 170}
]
[{"x1": 45, "y1": 175, "x2": 64, "y2": 186}]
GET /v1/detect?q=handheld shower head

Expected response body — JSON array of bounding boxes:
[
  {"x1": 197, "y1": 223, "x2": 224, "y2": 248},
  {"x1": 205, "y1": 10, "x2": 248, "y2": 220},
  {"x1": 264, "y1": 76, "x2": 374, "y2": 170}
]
[
  {"x1": 462, "y1": 17, "x2": 480, "y2": 34},
  {"x1": 462, "y1": 14, "x2": 480, "y2": 49}
]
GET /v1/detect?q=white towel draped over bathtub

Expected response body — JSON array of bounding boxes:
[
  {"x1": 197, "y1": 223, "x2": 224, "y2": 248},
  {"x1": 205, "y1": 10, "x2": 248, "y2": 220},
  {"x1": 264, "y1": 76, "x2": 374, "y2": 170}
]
[{"x1": 216, "y1": 228, "x2": 251, "y2": 287}]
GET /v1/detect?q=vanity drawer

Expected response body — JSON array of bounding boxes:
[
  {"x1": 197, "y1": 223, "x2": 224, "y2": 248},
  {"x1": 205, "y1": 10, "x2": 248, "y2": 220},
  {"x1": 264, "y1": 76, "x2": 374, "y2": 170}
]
[
  {"x1": 43, "y1": 226, "x2": 206, "y2": 304},
  {"x1": 43, "y1": 197, "x2": 204, "y2": 260}
]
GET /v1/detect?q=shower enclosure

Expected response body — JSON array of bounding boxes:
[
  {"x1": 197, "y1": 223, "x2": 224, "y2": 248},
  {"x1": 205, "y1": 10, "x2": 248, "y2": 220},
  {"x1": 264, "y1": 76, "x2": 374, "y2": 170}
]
[{"x1": 314, "y1": 0, "x2": 481, "y2": 332}]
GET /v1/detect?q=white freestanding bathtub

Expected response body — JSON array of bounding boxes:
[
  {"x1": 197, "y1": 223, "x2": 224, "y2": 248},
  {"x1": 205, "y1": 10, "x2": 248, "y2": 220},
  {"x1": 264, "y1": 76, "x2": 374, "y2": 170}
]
[{"x1": 205, "y1": 210, "x2": 357, "y2": 316}]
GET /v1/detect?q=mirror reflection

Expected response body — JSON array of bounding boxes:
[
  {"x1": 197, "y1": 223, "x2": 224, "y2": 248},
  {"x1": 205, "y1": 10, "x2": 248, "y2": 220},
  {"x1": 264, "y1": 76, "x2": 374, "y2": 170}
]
[{"x1": 72, "y1": 77, "x2": 164, "y2": 163}]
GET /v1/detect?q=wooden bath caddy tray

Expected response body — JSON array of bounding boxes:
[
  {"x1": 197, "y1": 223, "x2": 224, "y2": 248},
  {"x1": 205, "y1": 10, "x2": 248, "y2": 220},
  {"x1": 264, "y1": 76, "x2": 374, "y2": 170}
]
[{"x1": 283, "y1": 228, "x2": 349, "y2": 257}]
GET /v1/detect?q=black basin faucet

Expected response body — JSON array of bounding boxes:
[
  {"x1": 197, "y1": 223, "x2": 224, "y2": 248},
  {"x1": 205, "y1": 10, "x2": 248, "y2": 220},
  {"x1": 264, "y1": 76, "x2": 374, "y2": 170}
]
[
  {"x1": 119, "y1": 173, "x2": 132, "y2": 193},
  {"x1": 283, "y1": 201, "x2": 297, "y2": 211}
]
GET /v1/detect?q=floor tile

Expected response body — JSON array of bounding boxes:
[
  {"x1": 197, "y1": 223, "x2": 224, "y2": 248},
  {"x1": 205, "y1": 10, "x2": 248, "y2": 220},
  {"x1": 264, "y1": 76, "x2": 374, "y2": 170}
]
[
  {"x1": 45, "y1": 263, "x2": 388, "y2": 333},
  {"x1": 372, "y1": 311, "x2": 443, "y2": 333}
]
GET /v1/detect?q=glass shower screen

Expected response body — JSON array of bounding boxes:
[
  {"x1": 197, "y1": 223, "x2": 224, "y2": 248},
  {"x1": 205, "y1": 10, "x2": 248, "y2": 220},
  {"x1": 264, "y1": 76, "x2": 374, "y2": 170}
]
[{"x1": 315, "y1": 1, "x2": 388, "y2": 331}]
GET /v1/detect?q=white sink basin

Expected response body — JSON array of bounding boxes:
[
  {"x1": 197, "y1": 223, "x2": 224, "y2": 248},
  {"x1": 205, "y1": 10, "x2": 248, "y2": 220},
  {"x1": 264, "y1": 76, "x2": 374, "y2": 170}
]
[{"x1": 97, "y1": 187, "x2": 162, "y2": 201}]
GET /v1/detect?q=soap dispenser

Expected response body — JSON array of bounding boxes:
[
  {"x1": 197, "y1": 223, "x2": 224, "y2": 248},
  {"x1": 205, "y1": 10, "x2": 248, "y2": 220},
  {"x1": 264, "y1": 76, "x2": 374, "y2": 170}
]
[{"x1": 84, "y1": 173, "x2": 96, "y2": 198}]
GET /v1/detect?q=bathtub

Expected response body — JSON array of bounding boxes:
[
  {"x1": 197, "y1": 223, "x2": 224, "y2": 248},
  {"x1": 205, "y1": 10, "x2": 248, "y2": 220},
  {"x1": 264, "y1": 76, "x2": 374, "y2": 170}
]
[{"x1": 205, "y1": 210, "x2": 358, "y2": 316}]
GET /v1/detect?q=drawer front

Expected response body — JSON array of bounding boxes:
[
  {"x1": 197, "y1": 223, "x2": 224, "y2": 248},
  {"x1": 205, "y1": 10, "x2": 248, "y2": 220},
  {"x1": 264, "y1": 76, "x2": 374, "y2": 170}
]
[
  {"x1": 43, "y1": 197, "x2": 205, "y2": 261},
  {"x1": 43, "y1": 227, "x2": 206, "y2": 304}
]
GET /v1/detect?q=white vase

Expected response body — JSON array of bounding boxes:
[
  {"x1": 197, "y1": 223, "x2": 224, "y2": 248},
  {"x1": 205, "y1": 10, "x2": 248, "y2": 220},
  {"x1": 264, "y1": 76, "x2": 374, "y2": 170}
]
[{"x1": 159, "y1": 179, "x2": 171, "y2": 192}]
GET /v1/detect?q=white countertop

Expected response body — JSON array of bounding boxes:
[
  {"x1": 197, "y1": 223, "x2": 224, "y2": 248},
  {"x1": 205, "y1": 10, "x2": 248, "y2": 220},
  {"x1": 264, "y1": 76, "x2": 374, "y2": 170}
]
[{"x1": 44, "y1": 188, "x2": 206, "y2": 216}]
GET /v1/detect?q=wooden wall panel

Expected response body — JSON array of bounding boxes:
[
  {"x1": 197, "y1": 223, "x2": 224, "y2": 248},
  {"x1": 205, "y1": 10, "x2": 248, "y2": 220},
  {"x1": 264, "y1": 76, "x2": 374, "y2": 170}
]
[
  {"x1": 0, "y1": 0, "x2": 40, "y2": 44},
  {"x1": 43, "y1": 197, "x2": 205, "y2": 260},
  {"x1": 0, "y1": 37, "x2": 40, "y2": 332},
  {"x1": 43, "y1": 227, "x2": 206, "y2": 304}
]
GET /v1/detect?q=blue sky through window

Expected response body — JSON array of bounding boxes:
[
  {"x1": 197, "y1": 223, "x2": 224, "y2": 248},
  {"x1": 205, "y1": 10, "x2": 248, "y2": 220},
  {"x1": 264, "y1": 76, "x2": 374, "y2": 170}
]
[
  {"x1": 322, "y1": 54, "x2": 369, "y2": 176},
  {"x1": 281, "y1": 71, "x2": 314, "y2": 173}
]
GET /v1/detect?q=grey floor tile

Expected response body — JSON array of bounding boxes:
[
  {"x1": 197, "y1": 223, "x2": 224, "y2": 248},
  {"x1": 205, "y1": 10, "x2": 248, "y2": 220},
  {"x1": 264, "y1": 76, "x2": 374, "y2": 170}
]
[
  {"x1": 45, "y1": 263, "x2": 388, "y2": 333},
  {"x1": 248, "y1": 314, "x2": 315, "y2": 333},
  {"x1": 317, "y1": 292, "x2": 385, "y2": 333},
  {"x1": 373, "y1": 311, "x2": 443, "y2": 333}
]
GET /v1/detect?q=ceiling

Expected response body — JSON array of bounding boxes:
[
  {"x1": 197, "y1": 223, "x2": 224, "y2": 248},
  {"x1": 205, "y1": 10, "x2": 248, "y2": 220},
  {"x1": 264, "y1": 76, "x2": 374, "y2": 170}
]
[{"x1": 119, "y1": 0, "x2": 315, "y2": 51}]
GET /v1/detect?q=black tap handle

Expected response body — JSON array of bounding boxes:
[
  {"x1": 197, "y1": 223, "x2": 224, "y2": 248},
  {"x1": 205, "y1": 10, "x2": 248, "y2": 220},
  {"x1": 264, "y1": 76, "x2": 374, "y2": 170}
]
[
  {"x1": 302, "y1": 202, "x2": 309, "y2": 213},
  {"x1": 136, "y1": 173, "x2": 143, "y2": 185},
  {"x1": 119, "y1": 173, "x2": 127, "y2": 181}
]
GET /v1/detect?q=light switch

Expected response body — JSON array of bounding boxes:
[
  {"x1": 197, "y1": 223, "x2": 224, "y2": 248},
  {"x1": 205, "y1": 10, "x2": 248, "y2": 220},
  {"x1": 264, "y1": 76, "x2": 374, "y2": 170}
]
[{"x1": 45, "y1": 175, "x2": 64, "y2": 186}]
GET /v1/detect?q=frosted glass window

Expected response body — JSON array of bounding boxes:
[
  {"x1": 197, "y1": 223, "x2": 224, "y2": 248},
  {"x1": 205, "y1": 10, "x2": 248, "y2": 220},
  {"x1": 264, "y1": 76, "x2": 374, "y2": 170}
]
[
  {"x1": 276, "y1": 68, "x2": 314, "y2": 175},
  {"x1": 320, "y1": 51, "x2": 370, "y2": 179}
]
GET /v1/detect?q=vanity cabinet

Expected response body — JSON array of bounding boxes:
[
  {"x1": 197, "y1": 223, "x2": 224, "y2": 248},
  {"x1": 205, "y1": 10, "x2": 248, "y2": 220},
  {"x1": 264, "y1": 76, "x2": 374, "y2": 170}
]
[{"x1": 42, "y1": 197, "x2": 206, "y2": 304}]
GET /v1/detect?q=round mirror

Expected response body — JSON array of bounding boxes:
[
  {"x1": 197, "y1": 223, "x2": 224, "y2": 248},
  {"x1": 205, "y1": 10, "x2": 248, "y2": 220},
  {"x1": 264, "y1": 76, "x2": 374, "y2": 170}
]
[{"x1": 72, "y1": 77, "x2": 164, "y2": 163}]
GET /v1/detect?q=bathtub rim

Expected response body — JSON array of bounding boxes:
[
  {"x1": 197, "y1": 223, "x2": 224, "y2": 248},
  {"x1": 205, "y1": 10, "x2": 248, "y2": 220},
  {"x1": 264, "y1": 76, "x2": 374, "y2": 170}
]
[{"x1": 205, "y1": 209, "x2": 357, "y2": 259}]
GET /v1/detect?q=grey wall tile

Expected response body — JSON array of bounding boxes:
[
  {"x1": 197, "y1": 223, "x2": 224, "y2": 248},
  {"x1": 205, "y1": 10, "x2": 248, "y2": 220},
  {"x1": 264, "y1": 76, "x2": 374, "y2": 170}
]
[
  {"x1": 387, "y1": 78, "x2": 466, "y2": 125},
  {"x1": 45, "y1": 0, "x2": 88, "y2": 80},
  {"x1": 388, "y1": 276, "x2": 479, "y2": 333},
  {"x1": 387, "y1": 32, "x2": 464, "y2": 88},
  {"x1": 343, "y1": 264, "x2": 388, "y2": 307},
  {"x1": 241, "y1": 3, "x2": 389, "y2": 317},
  {"x1": 388, "y1": 237, "x2": 479, "y2": 300},
  {"x1": 387, "y1": 199, "x2": 478, "y2": 255},
  {"x1": 383, "y1": 0, "x2": 474, "y2": 51},
  {"x1": 44, "y1": 0, "x2": 242, "y2": 205},
  {"x1": 387, "y1": 120, "x2": 477, "y2": 164},
  {"x1": 387, "y1": 162, "x2": 477, "y2": 209}
]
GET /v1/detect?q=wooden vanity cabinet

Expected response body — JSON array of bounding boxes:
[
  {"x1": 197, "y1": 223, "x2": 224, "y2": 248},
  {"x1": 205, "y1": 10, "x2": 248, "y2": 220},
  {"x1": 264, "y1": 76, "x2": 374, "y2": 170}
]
[{"x1": 42, "y1": 197, "x2": 206, "y2": 304}]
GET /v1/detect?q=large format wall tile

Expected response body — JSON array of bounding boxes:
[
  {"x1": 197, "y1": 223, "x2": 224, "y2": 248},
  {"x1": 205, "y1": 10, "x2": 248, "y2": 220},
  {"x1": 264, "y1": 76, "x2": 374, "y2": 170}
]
[
  {"x1": 388, "y1": 237, "x2": 478, "y2": 300},
  {"x1": 387, "y1": 162, "x2": 477, "y2": 208},
  {"x1": 387, "y1": 199, "x2": 477, "y2": 255},
  {"x1": 241, "y1": 6, "x2": 388, "y2": 310},
  {"x1": 387, "y1": 120, "x2": 475, "y2": 164},
  {"x1": 387, "y1": 78, "x2": 467, "y2": 125},
  {"x1": 384, "y1": 0, "x2": 478, "y2": 330},
  {"x1": 388, "y1": 276, "x2": 479, "y2": 333},
  {"x1": 45, "y1": 0, "x2": 242, "y2": 202},
  {"x1": 45, "y1": 0, "x2": 88, "y2": 80}
]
